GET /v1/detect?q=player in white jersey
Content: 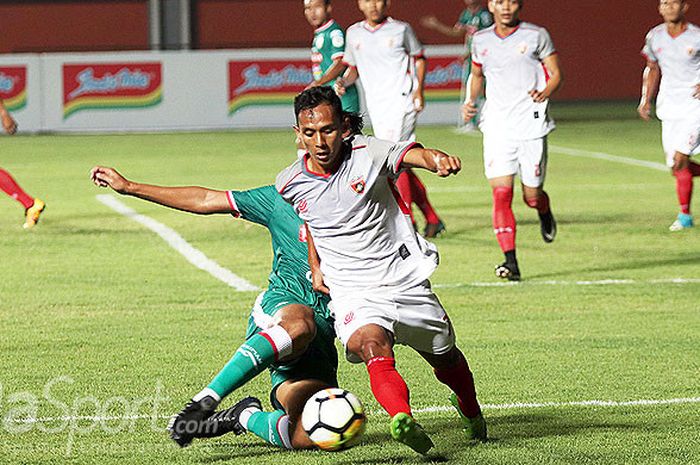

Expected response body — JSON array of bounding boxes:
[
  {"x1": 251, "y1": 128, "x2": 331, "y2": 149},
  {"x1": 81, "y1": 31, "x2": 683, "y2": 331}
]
[
  {"x1": 639, "y1": 0, "x2": 700, "y2": 231},
  {"x1": 462, "y1": 0, "x2": 562, "y2": 281},
  {"x1": 330, "y1": 0, "x2": 446, "y2": 238},
  {"x1": 276, "y1": 86, "x2": 487, "y2": 454}
]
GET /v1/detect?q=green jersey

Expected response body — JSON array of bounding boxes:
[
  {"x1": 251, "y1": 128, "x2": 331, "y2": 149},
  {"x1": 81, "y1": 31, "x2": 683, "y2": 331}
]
[
  {"x1": 311, "y1": 19, "x2": 360, "y2": 113},
  {"x1": 457, "y1": 7, "x2": 493, "y2": 52}
]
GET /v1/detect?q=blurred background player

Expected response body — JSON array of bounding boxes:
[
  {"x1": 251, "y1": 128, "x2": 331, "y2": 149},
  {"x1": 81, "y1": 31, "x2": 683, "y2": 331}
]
[
  {"x1": 421, "y1": 0, "x2": 493, "y2": 131},
  {"x1": 304, "y1": 0, "x2": 360, "y2": 113},
  {"x1": 639, "y1": 0, "x2": 700, "y2": 231},
  {"x1": 278, "y1": 87, "x2": 486, "y2": 455},
  {"x1": 90, "y1": 167, "x2": 338, "y2": 450},
  {"x1": 334, "y1": 0, "x2": 446, "y2": 238},
  {"x1": 463, "y1": 0, "x2": 562, "y2": 281},
  {"x1": 0, "y1": 97, "x2": 45, "y2": 229}
]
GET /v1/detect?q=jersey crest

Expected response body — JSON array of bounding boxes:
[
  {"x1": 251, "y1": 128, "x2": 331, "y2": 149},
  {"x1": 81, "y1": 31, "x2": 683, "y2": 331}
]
[{"x1": 350, "y1": 176, "x2": 366, "y2": 194}]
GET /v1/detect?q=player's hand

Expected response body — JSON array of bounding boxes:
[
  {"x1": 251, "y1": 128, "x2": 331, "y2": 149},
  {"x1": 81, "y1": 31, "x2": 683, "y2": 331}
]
[
  {"x1": 90, "y1": 166, "x2": 131, "y2": 194},
  {"x1": 694, "y1": 83, "x2": 700, "y2": 100},
  {"x1": 334, "y1": 77, "x2": 347, "y2": 97},
  {"x1": 462, "y1": 101, "x2": 478, "y2": 121},
  {"x1": 637, "y1": 100, "x2": 652, "y2": 121},
  {"x1": 430, "y1": 150, "x2": 461, "y2": 177},
  {"x1": 420, "y1": 15, "x2": 440, "y2": 29},
  {"x1": 413, "y1": 90, "x2": 425, "y2": 113},
  {"x1": 1, "y1": 112, "x2": 17, "y2": 135},
  {"x1": 529, "y1": 89, "x2": 549, "y2": 103},
  {"x1": 311, "y1": 267, "x2": 330, "y2": 295}
]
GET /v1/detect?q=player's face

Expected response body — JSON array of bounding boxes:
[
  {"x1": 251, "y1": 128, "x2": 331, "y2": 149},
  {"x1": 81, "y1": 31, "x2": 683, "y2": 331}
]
[
  {"x1": 295, "y1": 103, "x2": 348, "y2": 172},
  {"x1": 658, "y1": 0, "x2": 688, "y2": 23},
  {"x1": 489, "y1": 0, "x2": 521, "y2": 27},
  {"x1": 358, "y1": 0, "x2": 389, "y2": 25},
  {"x1": 304, "y1": 0, "x2": 331, "y2": 28}
]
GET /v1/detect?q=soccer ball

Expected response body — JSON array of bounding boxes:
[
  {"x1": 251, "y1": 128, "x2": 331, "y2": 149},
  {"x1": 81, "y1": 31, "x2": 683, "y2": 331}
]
[{"x1": 301, "y1": 388, "x2": 366, "y2": 451}]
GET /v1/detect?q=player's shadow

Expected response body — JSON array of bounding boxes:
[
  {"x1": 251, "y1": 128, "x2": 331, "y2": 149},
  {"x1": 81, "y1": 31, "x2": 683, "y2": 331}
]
[
  {"x1": 528, "y1": 254, "x2": 700, "y2": 280},
  {"x1": 196, "y1": 441, "x2": 287, "y2": 463}
]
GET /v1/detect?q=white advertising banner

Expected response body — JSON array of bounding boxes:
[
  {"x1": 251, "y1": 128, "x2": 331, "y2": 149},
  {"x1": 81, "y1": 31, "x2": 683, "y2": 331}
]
[{"x1": 0, "y1": 46, "x2": 464, "y2": 133}]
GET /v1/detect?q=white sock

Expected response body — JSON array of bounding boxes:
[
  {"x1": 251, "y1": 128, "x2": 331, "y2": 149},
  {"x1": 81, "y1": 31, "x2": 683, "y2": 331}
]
[
  {"x1": 192, "y1": 387, "x2": 221, "y2": 403},
  {"x1": 239, "y1": 406, "x2": 262, "y2": 431}
]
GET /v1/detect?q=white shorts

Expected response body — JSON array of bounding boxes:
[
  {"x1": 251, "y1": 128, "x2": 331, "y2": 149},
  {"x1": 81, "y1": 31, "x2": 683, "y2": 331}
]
[
  {"x1": 329, "y1": 280, "x2": 455, "y2": 363},
  {"x1": 483, "y1": 134, "x2": 548, "y2": 188},
  {"x1": 369, "y1": 103, "x2": 417, "y2": 143},
  {"x1": 661, "y1": 119, "x2": 700, "y2": 167}
]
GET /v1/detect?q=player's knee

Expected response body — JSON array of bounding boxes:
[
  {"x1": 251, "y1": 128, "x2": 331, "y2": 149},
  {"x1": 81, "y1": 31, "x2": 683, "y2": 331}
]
[
  {"x1": 280, "y1": 308, "x2": 317, "y2": 353},
  {"x1": 523, "y1": 195, "x2": 539, "y2": 209},
  {"x1": 347, "y1": 334, "x2": 392, "y2": 362}
]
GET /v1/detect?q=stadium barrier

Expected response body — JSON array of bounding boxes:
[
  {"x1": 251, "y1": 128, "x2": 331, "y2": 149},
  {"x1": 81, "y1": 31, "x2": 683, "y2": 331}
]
[{"x1": 0, "y1": 46, "x2": 464, "y2": 133}]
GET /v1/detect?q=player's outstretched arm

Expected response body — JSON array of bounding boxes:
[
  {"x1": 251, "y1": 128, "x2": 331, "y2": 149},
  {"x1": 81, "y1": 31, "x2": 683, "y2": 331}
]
[
  {"x1": 0, "y1": 98, "x2": 18, "y2": 135},
  {"x1": 413, "y1": 57, "x2": 427, "y2": 112},
  {"x1": 529, "y1": 54, "x2": 563, "y2": 103},
  {"x1": 311, "y1": 59, "x2": 348, "y2": 88},
  {"x1": 334, "y1": 67, "x2": 359, "y2": 96},
  {"x1": 90, "y1": 166, "x2": 233, "y2": 215},
  {"x1": 638, "y1": 60, "x2": 660, "y2": 121},
  {"x1": 305, "y1": 224, "x2": 329, "y2": 295},
  {"x1": 401, "y1": 148, "x2": 461, "y2": 178}
]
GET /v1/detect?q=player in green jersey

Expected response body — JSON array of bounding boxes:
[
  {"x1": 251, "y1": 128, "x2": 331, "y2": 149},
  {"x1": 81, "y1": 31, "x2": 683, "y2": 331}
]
[
  {"x1": 90, "y1": 166, "x2": 338, "y2": 450},
  {"x1": 303, "y1": 0, "x2": 360, "y2": 113},
  {"x1": 421, "y1": 0, "x2": 492, "y2": 130}
]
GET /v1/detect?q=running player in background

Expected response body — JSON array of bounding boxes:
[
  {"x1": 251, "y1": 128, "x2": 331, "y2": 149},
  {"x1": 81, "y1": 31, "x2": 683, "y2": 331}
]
[
  {"x1": 277, "y1": 87, "x2": 486, "y2": 455},
  {"x1": 90, "y1": 167, "x2": 338, "y2": 450},
  {"x1": 304, "y1": 0, "x2": 360, "y2": 113},
  {"x1": 639, "y1": 0, "x2": 700, "y2": 231},
  {"x1": 463, "y1": 0, "x2": 562, "y2": 281},
  {"x1": 421, "y1": 0, "x2": 493, "y2": 131},
  {"x1": 0, "y1": 97, "x2": 45, "y2": 229},
  {"x1": 334, "y1": 0, "x2": 446, "y2": 238}
]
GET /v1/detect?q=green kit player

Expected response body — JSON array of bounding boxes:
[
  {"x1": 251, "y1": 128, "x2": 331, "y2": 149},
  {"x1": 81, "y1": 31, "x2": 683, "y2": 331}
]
[
  {"x1": 304, "y1": 0, "x2": 360, "y2": 113},
  {"x1": 90, "y1": 166, "x2": 338, "y2": 450}
]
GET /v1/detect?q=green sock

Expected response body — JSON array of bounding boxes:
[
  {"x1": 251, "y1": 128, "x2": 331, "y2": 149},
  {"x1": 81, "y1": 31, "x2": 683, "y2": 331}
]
[
  {"x1": 246, "y1": 409, "x2": 292, "y2": 449},
  {"x1": 207, "y1": 328, "x2": 290, "y2": 399}
]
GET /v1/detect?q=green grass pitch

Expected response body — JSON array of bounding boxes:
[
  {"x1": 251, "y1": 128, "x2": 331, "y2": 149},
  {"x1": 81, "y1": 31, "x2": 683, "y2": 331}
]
[{"x1": 0, "y1": 103, "x2": 698, "y2": 464}]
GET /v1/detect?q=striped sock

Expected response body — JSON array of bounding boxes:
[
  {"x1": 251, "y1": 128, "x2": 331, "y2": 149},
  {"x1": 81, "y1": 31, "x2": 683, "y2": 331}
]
[{"x1": 207, "y1": 326, "x2": 293, "y2": 399}]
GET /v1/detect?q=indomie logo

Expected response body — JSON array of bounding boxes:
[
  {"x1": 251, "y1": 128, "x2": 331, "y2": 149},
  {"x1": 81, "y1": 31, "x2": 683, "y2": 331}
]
[
  {"x1": 69, "y1": 68, "x2": 152, "y2": 99},
  {"x1": 0, "y1": 67, "x2": 27, "y2": 112},
  {"x1": 234, "y1": 64, "x2": 311, "y2": 95},
  {"x1": 0, "y1": 73, "x2": 16, "y2": 92}
]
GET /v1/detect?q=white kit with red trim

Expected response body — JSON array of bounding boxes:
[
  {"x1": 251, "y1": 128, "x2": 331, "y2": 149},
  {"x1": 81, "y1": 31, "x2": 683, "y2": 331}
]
[
  {"x1": 275, "y1": 134, "x2": 439, "y2": 296},
  {"x1": 344, "y1": 17, "x2": 424, "y2": 138},
  {"x1": 471, "y1": 22, "x2": 557, "y2": 139}
]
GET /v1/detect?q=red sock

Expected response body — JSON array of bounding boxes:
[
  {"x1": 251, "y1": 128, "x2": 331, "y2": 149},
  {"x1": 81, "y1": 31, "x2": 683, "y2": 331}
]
[
  {"x1": 366, "y1": 356, "x2": 411, "y2": 417},
  {"x1": 395, "y1": 171, "x2": 416, "y2": 224},
  {"x1": 525, "y1": 191, "x2": 551, "y2": 214},
  {"x1": 0, "y1": 169, "x2": 34, "y2": 209},
  {"x1": 408, "y1": 170, "x2": 441, "y2": 225},
  {"x1": 689, "y1": 162, "x2": 700, "y2": 177},
  {"x1": 493, "y1": 186, "x2": 516, "y2": 253},
  {"x1": 434, "y1": 352, "x2": 481, "y2": 418},
  {"x1": 675, "y1": 168, "x2": 693, "y2": 214}
]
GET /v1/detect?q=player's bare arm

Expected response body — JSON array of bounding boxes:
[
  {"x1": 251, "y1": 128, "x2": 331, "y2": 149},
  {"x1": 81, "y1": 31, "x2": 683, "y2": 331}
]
[
  {"x1": 334, "y1": 67, "x2": 359, "y2": 96},
  {"x1": 638, "y1": 60, "x2": 661, "y2": 121},
  {"x1": 420, "y1": 15, "x2": 466, "y2": 38},
  {"x1": 90, "y1": 166, "x2": 232, "y2": 214},
  {"x1": 402, "y1": 148, "x2": 462, "y2": 177},
  {"x1": 311, "y1": 59, "x2": 348, "y2": 88},
  {"x1": 694, "y1": 83, "x2": 700, "y2": 100},
  {"x1": 529, "y1": 53, "x2": 563, "y2": 103},
  {"x1": 462, "y1": 65, "x2": 484, "y2": 121},
  {"x1": 0, "y1": 98, "x2": 18, "y2": 135},
  {"x1": 413, "y1": 57, "x2": 427, "y2": 112},
  {"x1": 305, "y1": 224, "x2": 329, "y2": 295}
]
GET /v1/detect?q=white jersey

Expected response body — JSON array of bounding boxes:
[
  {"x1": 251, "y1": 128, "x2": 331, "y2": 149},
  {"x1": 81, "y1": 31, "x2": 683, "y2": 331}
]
[
  {"x1": 471, "y1": 22, "x2": 557, "y2": 139},
  {"x1": 276, "y1": 135, "x2": 439, "y2": 296},
  {"x1": 642, "y1": 23, "x2": 700, "y2": 122},
  {"x1": 344, "y1": 18, "x2": 424, "y2": 125}
]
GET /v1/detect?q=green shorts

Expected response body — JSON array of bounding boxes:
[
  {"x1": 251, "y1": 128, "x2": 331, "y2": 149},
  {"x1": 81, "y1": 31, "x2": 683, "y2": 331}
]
[{"x1": 245, "y1": 288, "x2": 338, "y2": 403}]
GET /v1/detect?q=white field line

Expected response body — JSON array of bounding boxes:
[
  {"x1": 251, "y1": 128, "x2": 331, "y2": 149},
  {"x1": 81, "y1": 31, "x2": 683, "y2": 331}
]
[
  {"x1": 434, "y1": 278, "x2": 700, "y2": 289},
  {"x1": 11, "y1": 396, "x2": 700, "y2": 425},
  {"x1": 549, "y1": 145, "x2": 668, "y2": 172},
  {"x1": 96, "y1": 194, "x2": 259, "y2": 292}
]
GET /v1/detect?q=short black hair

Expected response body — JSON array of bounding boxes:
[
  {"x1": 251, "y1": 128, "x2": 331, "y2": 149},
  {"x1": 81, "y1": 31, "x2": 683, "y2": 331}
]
[{"x1": 294, "y1": 86, "x2": 364, "y2": 135}]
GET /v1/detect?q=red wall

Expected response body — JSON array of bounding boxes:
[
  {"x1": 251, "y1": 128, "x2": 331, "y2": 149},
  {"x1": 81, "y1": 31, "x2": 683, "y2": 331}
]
[
  {"x1": 0, "y1": 0, "x2": 149, "y2": 53},
  {"x1": 2, "y1": 1, "x2": 699, "y2": 100}
]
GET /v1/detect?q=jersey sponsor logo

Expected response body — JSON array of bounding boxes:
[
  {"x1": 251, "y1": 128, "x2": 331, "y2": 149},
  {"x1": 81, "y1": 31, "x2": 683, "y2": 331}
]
[
  {"x1": 62, "y1": 63, "x2": 162, "y2": 119},
  {"x1": 228, "y1": 60, "x2": 312, "y2": 115},
  {"x1": 350, "y1": 176, "x2": 366, "y2": 194},
  {"x1": 0, "y1": 66, "x2": 27, "y2": 112},
  {"x1": 330, "y1": 30, "x2": 345, "y2": 48},
  {"x1": 315, "y1": 35, "x2": 325, "y2": 49},
  {"x1": 343, "y1": 311, "x2": 355, "y2": 325}
]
